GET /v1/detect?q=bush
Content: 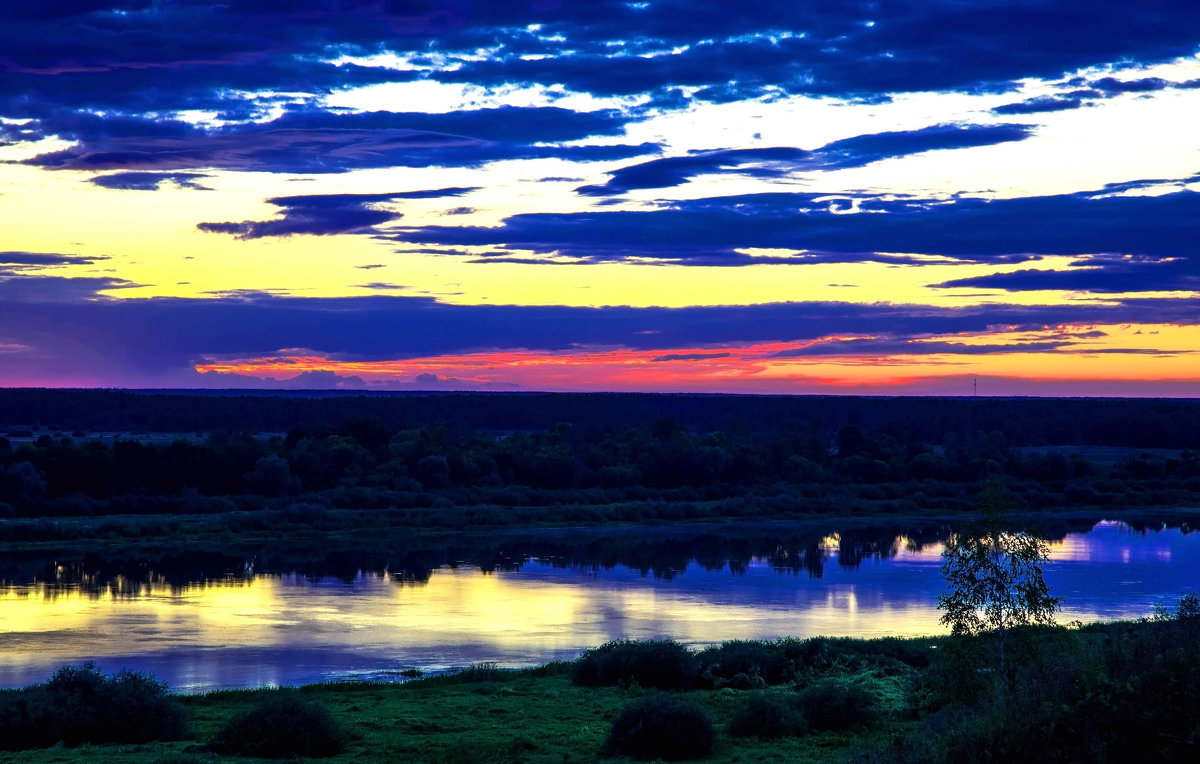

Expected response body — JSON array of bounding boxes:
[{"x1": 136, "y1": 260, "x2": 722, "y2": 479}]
[
  {"x1": 874, "y1": 618, "x2": 1200, "y2": 764},
  {"x1": 602, "y1": 695, "x2": 715, "y2": 761},
  {"x1": 209, "y1": 689, "x2": 347, "y2": 759},
  {"x1": 727, "y1": 692, "x2": 809, "y2": 739},
  {"x1": 0, "y1": 663, "x2": 187, "y2": 751},
  {"x1": 572, "y1": 639, "x2": 699, "y2": 690},
  {"x1": 697, "y1": 640, "x2": 798, "y2": 687},
  {"x1": 794, "y1": 678, "x2": 878, "y2": 731},
  {"x1": 0, "y1": 688, "x2": 55, "y2": 750}
]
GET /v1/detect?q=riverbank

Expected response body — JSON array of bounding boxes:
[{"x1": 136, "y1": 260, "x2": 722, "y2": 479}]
[
  {"x1": 0, "y1": 635, "x2": 940, "y2": 764},
  {"x1": 4, "y1": 611, "x2": 1199, "y2": 763}
]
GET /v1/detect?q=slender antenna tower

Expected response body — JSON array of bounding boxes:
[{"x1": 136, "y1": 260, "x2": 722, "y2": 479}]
[{"x1": 974, "y1": 377, "x2": 977, "y2": 397}]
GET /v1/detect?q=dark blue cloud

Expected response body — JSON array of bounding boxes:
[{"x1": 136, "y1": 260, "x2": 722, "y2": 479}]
[
  {"x1": 198, "y1": 189, "x2": 476, "y2": 239},
  {"x1": 268, "y1": 107, "x2": 632, "y2": 145},
  {"x1": 0, "y1": 122, "x2": 42, "y2": 143},
  {"x1": 651, "y1": 352, "x2": 733, "y2": 362},
  {"x1": 21, "y1": 107, "x2": 653, "y2": 173},
  {"x1": 437, "y1": 2, "x2": 1200, "y2": 101},
  {"x1": 0, "y1": 252, "x2": 101, "y2": 267},
  {"x1": 991, "y1": 96, "x2": 1088, "y2": 114},
  {"x1": 89, "y1": 171, "x2": 211, "y2": 190},
  {"x1": 813, "y1": 123, "x2": 1035, "y2": 169},
  {"x1": 992, "y1": 76, "x2": 1200, "y2": 115},
  {"x1": 392, "y1": 187, "x2": 1200, "y2": 265},
  {"x1": 0, "y1": 61, "x2": 402, "y2": 127},
  {"x1": 198, "y1": 207, "x2": 396, "y2": 239},
  {"x1": 577, "y1": 147, "x2": 811, "y2": 195},
  {"x1": 3, "y1": 1, "x2": 1199, "y2": 150},
  {"x1": 0, "y1": 275, "x2": 135, "y2": 303},
  {"x1": 577, "y1": 124, "x2": 1033, "y2": 194},
  {"x1": 934, "y1": 255, "x2": 1200, "y2": 293},
  {"x1": 1091, "y1": 76, "x2": 1172, "y2": 94}
]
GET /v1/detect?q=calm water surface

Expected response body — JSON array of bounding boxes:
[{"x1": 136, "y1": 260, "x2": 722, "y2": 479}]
[{"x1": 1, "y1": 520, "x2": 1197, "y2": 691}]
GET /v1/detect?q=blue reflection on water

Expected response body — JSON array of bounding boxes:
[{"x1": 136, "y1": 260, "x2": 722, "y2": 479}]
[{"x1": 1044, "y1": 520, "x2": 1200, "y2": 620}]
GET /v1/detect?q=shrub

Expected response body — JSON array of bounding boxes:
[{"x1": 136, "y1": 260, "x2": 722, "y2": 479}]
[
  {"x1": 877, "y1": 618, "x2": 1200, "y2": 763},
  {"x1": 697, "y1": 640, "x2": 797, "y2": 687},
  {"x1": 0, "y1": 688, "x2": 55, "y2": 750},
  {"x1": 0, "y1": 663, "x2": 187, "y2": 751},
  {"x1": 727, "y1": 692, "x2": 809, "y2": 740},
  {"x1": 602, "y1": 695, "x2": 715, "y2": 761},
  {"x1": 209, "y1": 689, "x2": 347, "y2": 759},
  {"x1": 794, "y1": 678, "x2": 878, "y2": 731},
  {"x1": 572, "y1": 639, "x2": 699, "y2": 690},
  {"x1": 916, "y1": 638, "x2": 994, "y2": 712}
]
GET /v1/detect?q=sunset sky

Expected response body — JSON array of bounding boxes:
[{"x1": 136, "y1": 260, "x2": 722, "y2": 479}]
[{"x1": 2, "y1": 1, "x2": 1199, "y2": 394}]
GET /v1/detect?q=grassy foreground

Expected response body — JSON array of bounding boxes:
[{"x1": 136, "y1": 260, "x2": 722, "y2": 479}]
[
  {"x1": 4, "y1": 611, "x2": 1199, "y2": 763},
  {"x1": 1, "y1": 662, "x2": 904, "y2": 763}
]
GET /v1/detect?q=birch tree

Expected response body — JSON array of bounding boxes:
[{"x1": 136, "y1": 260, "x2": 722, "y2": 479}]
[{"x1": 936, "y1": 481, "x2": 1061, "y2": 673}]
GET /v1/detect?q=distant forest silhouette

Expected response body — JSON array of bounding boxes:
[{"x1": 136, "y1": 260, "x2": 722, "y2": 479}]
[
  {"x1": 3, "y1": 390, "x2": 1199, "y2": 448},
  {"x1": 2, "y1": 390, "x2": 1199, "y2": 527}
]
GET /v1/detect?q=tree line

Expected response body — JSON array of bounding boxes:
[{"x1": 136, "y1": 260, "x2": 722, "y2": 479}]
[
  {"x1": 3, "y1": 406, "x2": 1200, "y2": 520},
  {"x1": 3, "y1": 389, "x2": 1200, "y2": 449}
]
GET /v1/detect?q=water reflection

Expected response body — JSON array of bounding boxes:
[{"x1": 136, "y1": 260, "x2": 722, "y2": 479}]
[
  {"x1": 1045, "y1": 520, "x2": 1200, "y2": 621},
  {"x1": 0, "y1": 520, "x2": 968, "y2": 594},
  {"x1": 1, "y1": 519, "x2": 1197, "y2": 691}
]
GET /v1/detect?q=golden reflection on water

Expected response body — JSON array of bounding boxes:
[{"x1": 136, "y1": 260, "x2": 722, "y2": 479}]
[{"x1": 1, "y1": 550, "x2": 947, "y2": 685}]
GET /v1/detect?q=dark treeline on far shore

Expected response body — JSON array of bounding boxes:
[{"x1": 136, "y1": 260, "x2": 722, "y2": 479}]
[
  {"x1": 3, "y1": 514, "x2": 1162, "y2": 593},
  {"x1": 5, "y1": 388, "x2": 1200, "y2": 449},
  {"x1": 2, "y1": 389, "x2": 1200, "y2": 525}
]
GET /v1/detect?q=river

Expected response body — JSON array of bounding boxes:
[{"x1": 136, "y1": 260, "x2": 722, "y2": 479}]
[{"x1": 1, "y1": 518, "x2": 1196, "y2": 691}]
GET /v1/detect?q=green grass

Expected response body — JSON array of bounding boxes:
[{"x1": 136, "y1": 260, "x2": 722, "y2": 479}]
[
  {"x1": 0, "y1": 663, "x2": 912, "y2": 763},
  {"x1": 10, "y1": 618, "x2": 1197, "y2": 762}
]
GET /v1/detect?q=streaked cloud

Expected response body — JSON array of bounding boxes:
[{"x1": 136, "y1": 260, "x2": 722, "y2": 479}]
[
  {"x1": 393, "y1": 188, "x2": 1200, "y2": 267},
  {"x1": 88, "y1": 171, "x2": 211, "y2": 190},
  {"x1": 577, "y1": 124, "x2": 1035, "y2": 195},
  {"x1": 198, "y1": 189, "x2": 476, "y2": 239}
]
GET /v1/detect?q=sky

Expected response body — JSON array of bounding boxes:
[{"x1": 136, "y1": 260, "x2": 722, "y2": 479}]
[{"x1": 1, "y1": 1, "x2": 1199, "y2": 395}]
